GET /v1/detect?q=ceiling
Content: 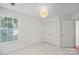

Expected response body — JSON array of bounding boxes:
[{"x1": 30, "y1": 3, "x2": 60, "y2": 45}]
[{"x1": 0, "y1": 3, "x2": 79, "y2": 18}]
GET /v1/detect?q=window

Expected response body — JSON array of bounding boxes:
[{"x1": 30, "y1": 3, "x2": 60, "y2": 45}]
[{"x1": 0, "y1": 16, "x2": 18, "y2": 42}]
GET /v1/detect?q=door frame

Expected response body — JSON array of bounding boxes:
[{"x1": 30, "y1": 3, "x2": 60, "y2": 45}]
[{"x1": 75, "y1": 19, "x2": 79, "y2": 48}]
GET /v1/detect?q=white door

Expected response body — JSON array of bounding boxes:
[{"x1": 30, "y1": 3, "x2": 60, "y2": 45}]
[
  {"x1": 46, "y1": 22, "x2": 57, "y2": 45},
  {"x1": 61, "y1": 20, "x2": 75, "y2": 48}
]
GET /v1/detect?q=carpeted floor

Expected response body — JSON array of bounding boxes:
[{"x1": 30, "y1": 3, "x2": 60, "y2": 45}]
[{"x1": 9, "y1": 42, "x2": 79, "y2": 55}]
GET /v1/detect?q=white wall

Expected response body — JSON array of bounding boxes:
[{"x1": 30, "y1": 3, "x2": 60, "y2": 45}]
[{"x1": 0, "y1": 7, "x2": 42, "y2": 54}]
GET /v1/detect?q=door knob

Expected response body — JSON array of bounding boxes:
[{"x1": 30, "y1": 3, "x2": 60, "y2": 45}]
[
  {"x1": 48, "y1": 33, "x2": 52, "y2": 35},
  {"x1": 62, "y1": 34, "x2": 64, "y2": 36}
]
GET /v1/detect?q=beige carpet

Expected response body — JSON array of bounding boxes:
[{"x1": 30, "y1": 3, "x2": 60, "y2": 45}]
[{"x1": 9, "y1": 42, "x2": 79, "y2": 55}]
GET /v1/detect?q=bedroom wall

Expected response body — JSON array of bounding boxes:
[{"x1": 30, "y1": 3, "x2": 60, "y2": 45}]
[{"x1": 0, "y1": 7, "x2": 42, "y2": 54}]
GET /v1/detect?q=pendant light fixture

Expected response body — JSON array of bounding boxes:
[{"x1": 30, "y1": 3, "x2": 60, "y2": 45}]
[{"x1": 40, "y1": 7, "x2": 48, "y2": 18}]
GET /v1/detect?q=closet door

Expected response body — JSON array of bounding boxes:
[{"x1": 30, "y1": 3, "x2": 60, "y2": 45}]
[
  {"x1": 46, "y1": 22, "x2": 57, "y2": 45},
  {"x1": 61, "y1": 20, "x2": 75, "y2": 48}
]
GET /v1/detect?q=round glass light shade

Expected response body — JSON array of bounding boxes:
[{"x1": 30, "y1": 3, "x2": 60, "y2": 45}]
[{"x1": 40, "y1": 8, "x2": 48, "y2": 18}]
